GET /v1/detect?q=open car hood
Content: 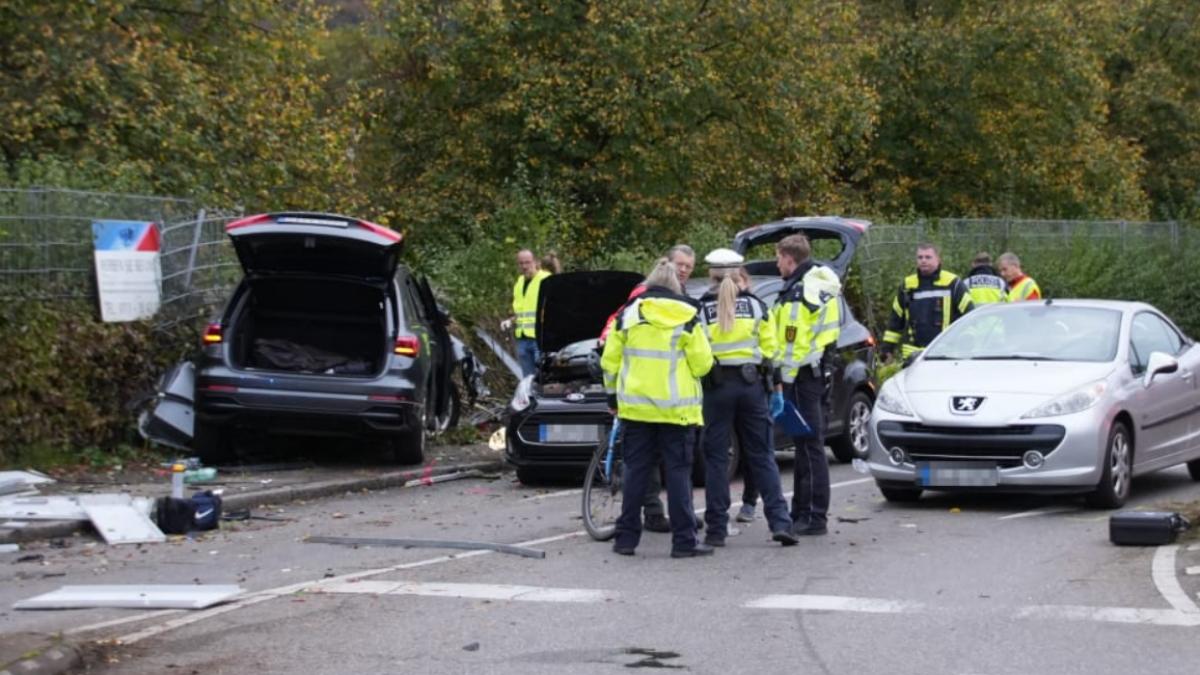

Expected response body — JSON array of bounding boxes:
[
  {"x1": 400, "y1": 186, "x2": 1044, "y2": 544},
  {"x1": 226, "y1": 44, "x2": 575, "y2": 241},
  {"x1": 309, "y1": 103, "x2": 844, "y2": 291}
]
[
  {"x1": 537, "y1": 271, "x2": 643, "y2": 353},
  {"x1": 226, "y1": 212, "x2": 403, "y2": 281},
  {"x1": 732, "y1": 216, "x2": 870, "y2": 279}
]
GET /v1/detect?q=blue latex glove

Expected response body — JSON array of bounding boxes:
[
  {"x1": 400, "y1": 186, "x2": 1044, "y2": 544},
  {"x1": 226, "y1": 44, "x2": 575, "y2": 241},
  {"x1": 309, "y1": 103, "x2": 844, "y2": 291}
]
[{"x1": 769, "y1": 391, "x2": 785, "y2": 418}]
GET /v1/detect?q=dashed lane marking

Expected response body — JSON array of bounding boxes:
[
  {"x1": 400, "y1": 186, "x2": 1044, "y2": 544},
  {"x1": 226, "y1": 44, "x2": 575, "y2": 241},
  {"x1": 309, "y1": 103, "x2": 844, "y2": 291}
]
[
  {"x1": 1015, "y1": 605, "x2": 1200, "y2": 628},
  {"x1": 1185, "y1": 566, "x2": 1200, "y2": 576},
  {"x1": 745, "y1": 594, "x2": 922, "y2": 614},
  {"x1": 311, "y1": 579, "x2": 614, "y2": 603}
]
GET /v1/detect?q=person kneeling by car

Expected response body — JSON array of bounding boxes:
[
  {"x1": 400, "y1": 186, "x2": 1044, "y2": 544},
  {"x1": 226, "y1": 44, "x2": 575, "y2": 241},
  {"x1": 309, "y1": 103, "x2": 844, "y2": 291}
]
[
  {"x1": 601, "y1": 258, "x2": 714, "y2": 558},
  {"x1": 698, "y1": 248, "x2": 799, "y2": 547}
]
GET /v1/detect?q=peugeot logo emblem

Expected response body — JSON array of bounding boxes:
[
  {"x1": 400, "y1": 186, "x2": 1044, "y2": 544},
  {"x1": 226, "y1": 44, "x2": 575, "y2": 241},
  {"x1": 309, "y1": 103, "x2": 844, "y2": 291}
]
[
  {"x1": 566, "y1": 393, "x2": 585, "y2": 402},
  {"x1": 951, "y1": 396, "x2": 985, "y2": 414}
]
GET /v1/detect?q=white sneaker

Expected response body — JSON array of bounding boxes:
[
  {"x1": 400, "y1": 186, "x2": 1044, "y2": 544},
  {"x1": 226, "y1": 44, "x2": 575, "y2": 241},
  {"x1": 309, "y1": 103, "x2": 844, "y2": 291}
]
[{"x1": 735, "y1": 504, "x2": 757, "y2": 523}]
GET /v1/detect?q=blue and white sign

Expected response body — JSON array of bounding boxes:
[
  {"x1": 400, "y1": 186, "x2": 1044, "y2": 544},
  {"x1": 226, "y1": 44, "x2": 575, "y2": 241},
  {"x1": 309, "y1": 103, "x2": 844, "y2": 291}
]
[{"x1": 92, "y1": 220, "x2": 162, "y2": 322}]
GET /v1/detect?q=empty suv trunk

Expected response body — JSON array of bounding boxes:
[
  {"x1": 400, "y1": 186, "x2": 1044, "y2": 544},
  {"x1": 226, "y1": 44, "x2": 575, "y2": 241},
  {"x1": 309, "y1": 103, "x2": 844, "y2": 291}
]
[{"x1": 227, "y1": 277, "x2": 390, "y2": 377}]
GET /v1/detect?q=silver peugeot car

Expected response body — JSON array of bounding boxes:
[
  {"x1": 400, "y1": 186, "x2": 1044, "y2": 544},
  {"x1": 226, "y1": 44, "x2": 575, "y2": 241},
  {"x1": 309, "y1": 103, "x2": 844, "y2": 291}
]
[{"x1": 868, "y1": 299, "x2": 1200, "y2": 508}]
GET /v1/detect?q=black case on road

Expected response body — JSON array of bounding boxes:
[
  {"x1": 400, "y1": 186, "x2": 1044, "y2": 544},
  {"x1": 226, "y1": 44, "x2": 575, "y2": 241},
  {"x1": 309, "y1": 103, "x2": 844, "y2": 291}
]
[{"x1": 1109, "y1": 511, "x2": 1190, "y2": 546}]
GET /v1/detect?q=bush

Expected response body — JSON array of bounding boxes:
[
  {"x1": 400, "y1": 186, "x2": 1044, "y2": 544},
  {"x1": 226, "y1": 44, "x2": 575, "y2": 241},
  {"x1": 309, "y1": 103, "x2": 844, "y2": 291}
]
[{"x1": 0, "y1": 300, "x2": 192, "y2": 465}]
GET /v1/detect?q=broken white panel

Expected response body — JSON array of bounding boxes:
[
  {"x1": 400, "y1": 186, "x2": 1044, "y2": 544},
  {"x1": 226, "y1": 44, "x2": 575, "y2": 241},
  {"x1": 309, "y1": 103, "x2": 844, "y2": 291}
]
[
  {"x1": 14, "y1": 585, "x2": 244, "y2": 610},
  {"x1": 0, "y1": 470, "x2": 55, "y2": 486},
  {"x1": 0, "y1": 497, "x2": 89, "y2": 521},
  {"x1": 83, "y1": 504, "x2": 166, "y2": 545},
  {"x1": 0, "y1": 494, "x2": 134, "y2": 522}
]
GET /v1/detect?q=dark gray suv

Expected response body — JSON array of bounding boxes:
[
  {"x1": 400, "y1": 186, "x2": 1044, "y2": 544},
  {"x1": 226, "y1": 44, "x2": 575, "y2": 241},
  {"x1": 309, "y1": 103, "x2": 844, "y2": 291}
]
[{"x1": 156, "y1": 212, "x2": 476, "y2": 464}]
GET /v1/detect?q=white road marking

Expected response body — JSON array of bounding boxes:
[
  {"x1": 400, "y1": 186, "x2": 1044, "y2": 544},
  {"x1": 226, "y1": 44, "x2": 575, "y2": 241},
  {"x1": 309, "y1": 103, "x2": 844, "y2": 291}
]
[
  {"x1": 1185, "y1": 566, "x2": 1200, "y2": 576},
  {"x1": 745, "y1": 594, "x2": 921, "y2": 614},
  {"x1": 1188, "y1": 543, "x2": 1200, "y2": 552},
  {"x1": 830, "y1": 477, "x2": 873, "y2": 490},
  {"x1": 1152, "y1": 545, "x2": 1200, "y2": 616},
  {"x1": 523, "y1": 489, "x2": 581, "y2": 501},
  {"x1": 1016, "y1": 605, "x2": 1200, "y2": 627},
  {"x1": 313, "y1": 579, "x2": 613, "y2": 603},
  {"x1": 63, "y1": 609, "x2": 182, "y2": 636},
  {"x1": 99, "y1": 474, "x2": 871, "y2": 644},
  {"x1": 998, "y1": 507, "x2": 1076, "y2": 521}
]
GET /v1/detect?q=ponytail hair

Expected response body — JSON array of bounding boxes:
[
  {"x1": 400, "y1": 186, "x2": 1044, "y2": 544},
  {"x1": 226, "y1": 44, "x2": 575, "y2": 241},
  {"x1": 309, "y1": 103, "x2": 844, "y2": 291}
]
[
  {"x1": 711, "y1": 268, "x2": 739, "y2": 333},
  {"x1": 540, "y1": 250, "x2": 561, "y2": 274},
  {"x1": 644, "y1": 257, "x2": 682, "y2": 294}
]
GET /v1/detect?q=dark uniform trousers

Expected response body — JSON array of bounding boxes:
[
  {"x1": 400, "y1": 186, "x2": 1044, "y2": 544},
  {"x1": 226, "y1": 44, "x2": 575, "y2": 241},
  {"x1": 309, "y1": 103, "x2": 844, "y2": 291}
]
[
  {"x1": 702, "y1": 374, "x2": 791, "y2": 536},
  {"x1": 615, "y1": 421, "x2": 699, "y2": 551},
  {"x1": 789, "y1": 369, "x2": 830, "y2": 527}
]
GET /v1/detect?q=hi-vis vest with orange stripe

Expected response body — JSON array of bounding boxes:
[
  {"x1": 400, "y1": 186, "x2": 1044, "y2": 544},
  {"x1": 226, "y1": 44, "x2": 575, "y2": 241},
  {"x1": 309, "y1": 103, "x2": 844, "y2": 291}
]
[{"x1": 512, "y1": 270, "x2": 550, "y2": 339}]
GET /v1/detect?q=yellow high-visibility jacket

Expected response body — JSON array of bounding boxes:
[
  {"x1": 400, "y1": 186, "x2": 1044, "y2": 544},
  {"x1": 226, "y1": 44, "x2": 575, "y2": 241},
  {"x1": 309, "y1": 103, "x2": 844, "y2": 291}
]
[
  {"x1": 698, "y1": 289, "x2": 778, "y2": 366},
  {"x1": 964, "y1": 266, "x2": 1007, "y2": 306},
  {"x1": 511, "y1": 270, "x2": 550, "y2": 338},
  {"x1": 772, "y1": 264, "x2": 842, "y2": 384},
  {"x1": 1007, "y1": 275, "x2": 1042, "y2": 302},
  {"x1": 601, "y1": 290, "x2": 713, "y2": 426}
]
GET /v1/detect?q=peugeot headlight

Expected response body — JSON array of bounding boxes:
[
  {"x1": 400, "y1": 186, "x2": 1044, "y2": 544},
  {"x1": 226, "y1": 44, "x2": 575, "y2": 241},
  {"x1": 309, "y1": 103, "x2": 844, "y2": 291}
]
[
  {"x1": 510, "y1": 375, "x2": 535, "y2": 412},
  {"x1": 876, "y1": 378, "x2": 914, "y2": 417},
  {"x1": 1021, "y1": 380, "x2": 1107, "y2": 419}
]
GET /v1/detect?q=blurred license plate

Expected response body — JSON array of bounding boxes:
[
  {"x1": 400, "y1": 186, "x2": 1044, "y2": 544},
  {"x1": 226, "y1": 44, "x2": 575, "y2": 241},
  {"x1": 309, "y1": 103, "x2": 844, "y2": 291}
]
[
  {"x1": 539, "y1": 424, "x2": 600, "y2": 443},
  {"x1": 916, "y1": 462, "x2": 998, "y2": 487}
]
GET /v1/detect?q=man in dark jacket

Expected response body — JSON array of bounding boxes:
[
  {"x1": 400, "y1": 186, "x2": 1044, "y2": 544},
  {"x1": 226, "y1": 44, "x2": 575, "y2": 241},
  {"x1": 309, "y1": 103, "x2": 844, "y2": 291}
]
[{"x1": 881, "y1": 244, "x2": 974, "y2": 360}]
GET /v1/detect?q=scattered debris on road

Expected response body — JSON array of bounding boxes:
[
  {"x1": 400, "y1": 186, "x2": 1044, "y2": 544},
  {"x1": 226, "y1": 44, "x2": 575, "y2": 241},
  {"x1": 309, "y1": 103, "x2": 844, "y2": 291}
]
[
  {"x1": 306, "y1": 535, "x2": 547, "y2": 559},
  {"x1": 402, "y1": 469, "x2": 484, "y2": 488}
]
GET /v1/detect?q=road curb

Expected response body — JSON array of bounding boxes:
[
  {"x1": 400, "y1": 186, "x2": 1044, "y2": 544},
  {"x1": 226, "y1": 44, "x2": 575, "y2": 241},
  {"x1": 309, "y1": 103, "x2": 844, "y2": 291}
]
[
  {"x1": 0, "y1": 636, "x2": 81, "y2": 675},
  {"x1": 0, "y1": 460, "x2": 507, "y2": 545}
]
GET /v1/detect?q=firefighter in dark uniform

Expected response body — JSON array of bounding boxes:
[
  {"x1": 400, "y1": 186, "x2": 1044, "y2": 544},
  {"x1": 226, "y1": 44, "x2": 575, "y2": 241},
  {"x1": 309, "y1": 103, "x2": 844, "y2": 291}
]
[
  {"x1": 697, "y1": 248, "x2": 799, "y2": 547},
  {"x1": 772, "y1": 235, "x2": 843, "y2": 536},
  {"x1": 882, "y1": 243, "x2": 974, "y2": 360}
]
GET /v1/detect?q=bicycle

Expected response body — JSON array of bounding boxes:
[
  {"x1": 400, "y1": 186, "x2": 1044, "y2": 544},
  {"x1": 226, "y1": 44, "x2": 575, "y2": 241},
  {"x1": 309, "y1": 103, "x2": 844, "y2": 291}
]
[{"x1": 581, "y1": 420, "x2": 623, "y2": 541}]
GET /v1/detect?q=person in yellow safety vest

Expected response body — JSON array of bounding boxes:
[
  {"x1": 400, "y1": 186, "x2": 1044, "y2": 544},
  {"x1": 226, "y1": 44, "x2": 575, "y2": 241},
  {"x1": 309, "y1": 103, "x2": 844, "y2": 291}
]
[
  {"x1": 881, "y1": 243, "x2": 974, "y2": 361},
  {"x1": 501, "y1": 249, "x2": 551, "y2": 377},
  {"x1": 997, "y1": 251, "x2": 1042, "y2": 302},
  {"x1": 772, "y1": 234, "x2": 842, "y2": 536},
  {"x1": 601, "y1": 258, "x2": 715, "y2": 558},
  {"x1": 963, "y1": 251, "x2": 1008, "y2": 306},
  {"x1": 697, "y1": 248, "x2": 799, "y2": 547}
]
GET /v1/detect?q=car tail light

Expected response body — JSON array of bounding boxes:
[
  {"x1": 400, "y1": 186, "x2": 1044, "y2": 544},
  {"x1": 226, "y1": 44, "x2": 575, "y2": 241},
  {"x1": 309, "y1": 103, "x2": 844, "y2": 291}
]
[
  {"x1": 866, "y1": 334, "x2": 876, "y2": 347},
  {"x1": 394, "y1": 335, "x2": 420, "y2": 356},
  {"x1": 203, "y1": 323, "x2": 224, "y2": 345},
  {"x1": 201, "y1": 384, "x2": 238, "y2": 393},
  {"x1": 225, "y1": 214, "x2": 272, "y2": 231}
]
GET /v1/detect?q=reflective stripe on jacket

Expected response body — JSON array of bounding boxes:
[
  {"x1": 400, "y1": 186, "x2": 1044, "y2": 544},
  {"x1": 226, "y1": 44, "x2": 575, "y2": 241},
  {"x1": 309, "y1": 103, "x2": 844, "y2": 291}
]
[
  {"x1": 600, "y1": 291, "x2": 713, "y2": 426},
  {"x1": 698, "y1": 290, "x2": 777, "y2": 366},
  {"x1": 772, "y1": 264, "x2": 842, "y2": 384},
  {"x1": 882, "y1": 269, "x2": 973, "y2": 357},
  {"x1": 1007, "y1": 275, "x2": 1042, "y2": 302},
  {"x1": 511, "y1": 270, "x2": 550, "y2": 338}
]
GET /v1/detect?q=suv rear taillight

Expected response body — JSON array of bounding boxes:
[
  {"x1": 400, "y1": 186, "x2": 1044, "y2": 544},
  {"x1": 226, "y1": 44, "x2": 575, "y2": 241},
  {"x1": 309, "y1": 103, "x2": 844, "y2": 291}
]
[
  {"x1": 394, "y1": 335, "x2": 420, "y2": 356},
  {"x1": 203, "y1": 323, "x2": 224, "y2": 345}
]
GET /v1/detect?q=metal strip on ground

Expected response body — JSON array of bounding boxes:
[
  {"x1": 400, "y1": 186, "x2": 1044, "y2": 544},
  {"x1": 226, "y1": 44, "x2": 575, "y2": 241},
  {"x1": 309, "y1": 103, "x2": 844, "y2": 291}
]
[{"x1": 312, "y1": 579, "x2": 614, "y2": 603}]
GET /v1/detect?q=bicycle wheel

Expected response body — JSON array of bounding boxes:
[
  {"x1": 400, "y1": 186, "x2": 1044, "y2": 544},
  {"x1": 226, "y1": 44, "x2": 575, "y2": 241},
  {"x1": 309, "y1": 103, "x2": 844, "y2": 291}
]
[{"x1": 582, "y1": 426, "x2": 622, "y2": 541}]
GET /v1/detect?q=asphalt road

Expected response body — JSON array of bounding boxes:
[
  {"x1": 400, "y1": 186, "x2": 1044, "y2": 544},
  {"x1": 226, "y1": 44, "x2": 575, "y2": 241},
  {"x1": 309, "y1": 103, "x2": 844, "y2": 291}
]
[{"x1": 4, "y1": 456, "x2": 1200, "y2": 674}]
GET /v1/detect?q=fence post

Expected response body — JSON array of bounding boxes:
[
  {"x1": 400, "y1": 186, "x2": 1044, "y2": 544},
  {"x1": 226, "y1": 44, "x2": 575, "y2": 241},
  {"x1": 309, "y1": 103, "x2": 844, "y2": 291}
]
[{"x1": 182, "y1": 208, "x2": 206, "y2": 293}]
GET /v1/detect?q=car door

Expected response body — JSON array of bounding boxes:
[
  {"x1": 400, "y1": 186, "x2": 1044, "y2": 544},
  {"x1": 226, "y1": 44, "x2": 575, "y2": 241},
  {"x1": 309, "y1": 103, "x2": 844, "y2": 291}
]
[
  {"x1": 394, "y1": 269, "x2": 432, "y2": 396},
  {"x1": 1129, "y1": 311, "x2": 1195, "y2": 464},
  {"x1": 414, "y1": 275, "x2": 453, "y2": 422}
]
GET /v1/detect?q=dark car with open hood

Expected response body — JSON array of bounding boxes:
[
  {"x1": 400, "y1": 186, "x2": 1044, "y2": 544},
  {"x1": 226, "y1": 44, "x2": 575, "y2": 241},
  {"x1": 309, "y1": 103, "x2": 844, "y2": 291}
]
[
  {"x1": 504, "y1": 271, "x2": 643, "y2": 484},
  {"x1": 139, "y1": 212, "x2": 485, "y2": 465}
]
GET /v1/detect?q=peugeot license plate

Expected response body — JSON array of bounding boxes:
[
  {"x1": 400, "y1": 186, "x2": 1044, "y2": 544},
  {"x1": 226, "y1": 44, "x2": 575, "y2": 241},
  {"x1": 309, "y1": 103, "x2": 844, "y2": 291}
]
[
  {"x1": 539, "y1": 424, "x2": 600, "y2": 443},
  {"x1": 916, "y1": 462, "x2": 999, "y2": 487}
]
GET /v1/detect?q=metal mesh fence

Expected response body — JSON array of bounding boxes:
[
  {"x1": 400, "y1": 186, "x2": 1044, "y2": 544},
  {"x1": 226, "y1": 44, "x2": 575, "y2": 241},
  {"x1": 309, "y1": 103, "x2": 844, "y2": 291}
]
[
  {"x1": 0, "y1": 187, "x2": 242, "y2": 328},
  {"x1": 854, "y1": 218, "x2": 1190, "y2": 333}
]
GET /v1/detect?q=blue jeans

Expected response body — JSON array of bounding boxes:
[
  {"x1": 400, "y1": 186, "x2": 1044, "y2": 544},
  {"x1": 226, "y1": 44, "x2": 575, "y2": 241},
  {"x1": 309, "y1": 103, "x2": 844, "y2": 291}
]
[{"x1": 516, "y1": 338, "x2": 540, "y2": 377}]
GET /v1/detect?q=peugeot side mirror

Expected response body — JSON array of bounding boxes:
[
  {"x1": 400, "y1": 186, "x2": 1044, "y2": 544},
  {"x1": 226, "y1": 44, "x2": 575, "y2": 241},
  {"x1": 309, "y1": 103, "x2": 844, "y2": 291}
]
[{"x1": 1143, "y1": 351, "x2": 1179, "y2": 388}]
